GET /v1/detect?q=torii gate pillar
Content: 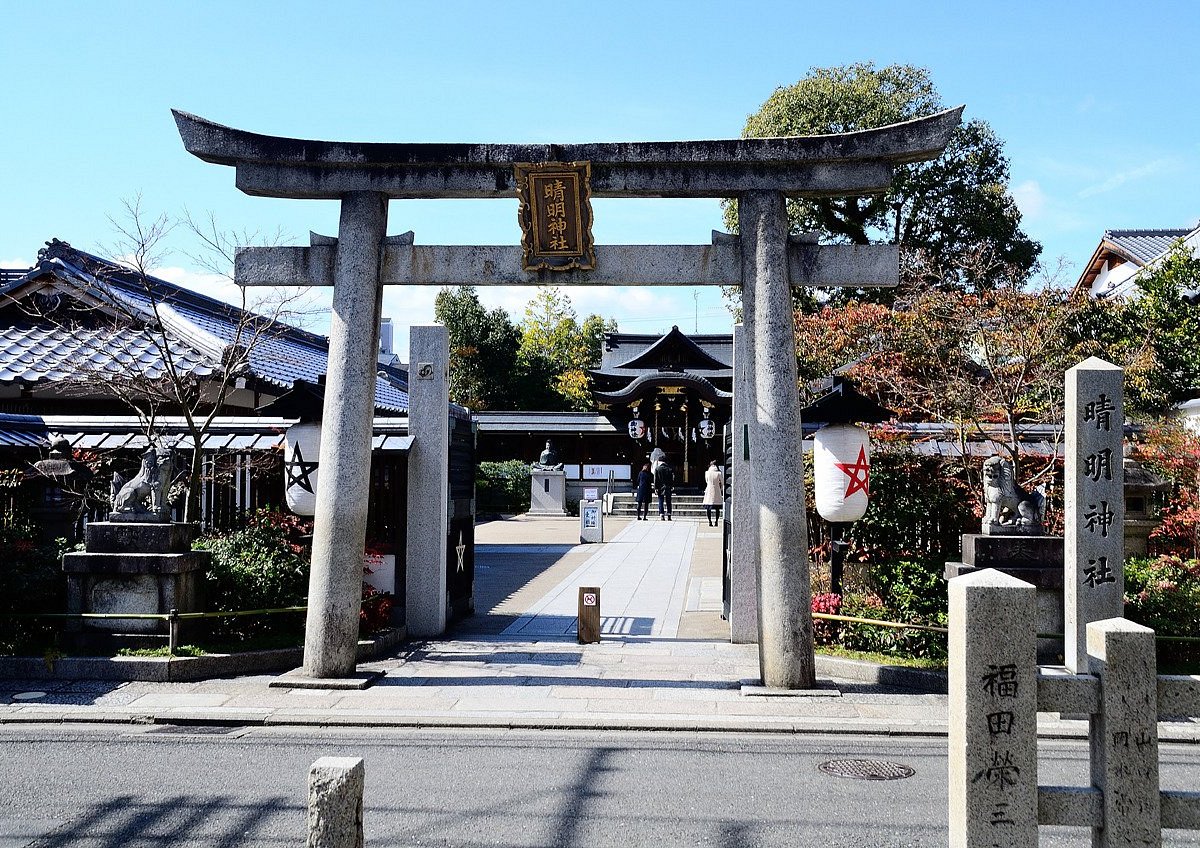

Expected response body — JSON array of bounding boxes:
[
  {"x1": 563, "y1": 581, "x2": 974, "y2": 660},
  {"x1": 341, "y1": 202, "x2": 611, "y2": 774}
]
[
  {"x1": 740, "y1": 191, "x2": 814, "y2": 688},
  {"x1": 303, "y1": 192, "x2": 388, "y2": 679}
]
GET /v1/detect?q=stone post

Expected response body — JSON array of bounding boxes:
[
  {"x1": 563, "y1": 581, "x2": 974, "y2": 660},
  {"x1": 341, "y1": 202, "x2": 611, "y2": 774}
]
[
  {"x1": 948, "y1": 569, "x2": 1038, "y2": 848},
  {"x1": 1065, "y1": 358, "x2": 1125, "y2": 674},
  {"x1": 1087, "y1": 618, "x2": 1160, "y2": 848},
  {"x1": 304, "y1": 192, "x2": 387, "y2": 679},
  {"x1": 729, "y1": 322, "x2": 759, "y2": 644},
  {"x1": 308, "y1": 756, "x2": 364, "y2": 848},
  {"x1": 739, "y1": 191, "x2": 814, "y2": 689},
  {"x1": 406, "y1": 324, "x2": 450, "y2": 638}
]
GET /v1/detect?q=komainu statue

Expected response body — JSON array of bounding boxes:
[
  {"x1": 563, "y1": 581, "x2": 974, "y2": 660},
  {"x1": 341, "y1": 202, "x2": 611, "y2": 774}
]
[
  {"x1": 982, "y1": 455, "x2": 1045, "y2": 535},
  {"x1": 110, "y1": 445, "x2": 175, "y2": 522}
]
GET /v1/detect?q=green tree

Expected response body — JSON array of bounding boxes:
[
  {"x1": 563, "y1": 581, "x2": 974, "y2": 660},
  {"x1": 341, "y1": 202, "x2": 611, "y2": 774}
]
[
  {"x1": 1071, "y1": 241, "x2": 1200, "y2": 417},
  {"x1": 726, "y1": 63, "x2": 1041, "y2": 303},
  {"x1": 517, "y1": 287, "x2": 616, "y2": 411},
  {"x1": 433, "y1": 286, "x2": 522, "y2": 410}
]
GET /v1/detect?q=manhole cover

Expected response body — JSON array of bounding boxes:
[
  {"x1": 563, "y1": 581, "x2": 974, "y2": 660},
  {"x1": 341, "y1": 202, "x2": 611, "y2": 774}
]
[
  {"x1": 818, "y1": 759, "x2": 915, "y2": 780},
  {"x1": 148, "y1": 724, "x2": 245, "y2": 736}
]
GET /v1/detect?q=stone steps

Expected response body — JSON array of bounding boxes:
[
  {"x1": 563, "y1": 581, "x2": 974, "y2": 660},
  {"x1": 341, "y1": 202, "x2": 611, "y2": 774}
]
[{"x1": 608, "y1": 493, "x2": 715, "y2": 517}]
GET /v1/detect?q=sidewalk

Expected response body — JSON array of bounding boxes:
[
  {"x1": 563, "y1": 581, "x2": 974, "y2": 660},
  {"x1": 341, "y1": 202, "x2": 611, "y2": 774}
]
[{"x1": 1, "y1": 515, "x2": 1196, "y2": 740}]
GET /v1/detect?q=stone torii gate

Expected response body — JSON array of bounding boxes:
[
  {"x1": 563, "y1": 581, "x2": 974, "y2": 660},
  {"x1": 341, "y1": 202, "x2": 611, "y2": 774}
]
[{"x1": 174, "y1": 107, "x2": 961, "y2": 688}]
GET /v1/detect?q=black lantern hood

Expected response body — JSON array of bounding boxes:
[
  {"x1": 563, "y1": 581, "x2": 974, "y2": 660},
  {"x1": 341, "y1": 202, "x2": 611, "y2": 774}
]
[{"x1": 800, "y1": 377, "x2": 894, "y2": 425}]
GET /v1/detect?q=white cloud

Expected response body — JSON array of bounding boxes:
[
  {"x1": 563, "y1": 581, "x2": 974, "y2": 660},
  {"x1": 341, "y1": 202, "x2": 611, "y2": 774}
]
[
  {"x1": 1, "y1": 256, "x2": 31, "y2": 269},
  {"x1": 1077, "y1": 158, "x2": 1177, "y2": 199},
  {"x1": 1011, "y1": 180, "x2": 1047, "y2": 221}
]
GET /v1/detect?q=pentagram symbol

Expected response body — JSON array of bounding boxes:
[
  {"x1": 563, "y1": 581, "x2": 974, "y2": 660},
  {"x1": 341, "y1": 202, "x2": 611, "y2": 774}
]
[
  {"x1": 834, "y1": 445, "x2": 870, "y2": 498},
  {"x1": 284, "y1": 442, "x2": 319, "y2": 494},
  {"x1": 455, "y1": 530, "x2": 467, "y2": 573}
]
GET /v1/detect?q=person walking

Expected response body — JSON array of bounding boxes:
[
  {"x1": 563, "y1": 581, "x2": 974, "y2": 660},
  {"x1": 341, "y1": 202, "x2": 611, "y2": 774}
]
[
  {"x1": 634, "y1": 463, "x2": 653, "y2": 520},
  {"x1": 703, "y1": 459, "x2": 724, "y2": 527},
  {"x1": 654, "y1": 459, "x2": 674, "y2": 521}
]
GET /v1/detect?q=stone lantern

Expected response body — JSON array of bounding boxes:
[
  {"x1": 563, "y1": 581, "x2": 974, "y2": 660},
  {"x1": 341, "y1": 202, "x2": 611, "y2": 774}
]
[{"x1": 1122, "y1": 452, "x2": 1168, "y2": 557}]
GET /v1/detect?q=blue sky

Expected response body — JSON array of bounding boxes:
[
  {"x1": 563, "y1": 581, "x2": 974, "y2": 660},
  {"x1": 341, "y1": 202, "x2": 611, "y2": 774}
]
[{"x1": 3, "y1": 1, "x2": 1198, "y2": 354}]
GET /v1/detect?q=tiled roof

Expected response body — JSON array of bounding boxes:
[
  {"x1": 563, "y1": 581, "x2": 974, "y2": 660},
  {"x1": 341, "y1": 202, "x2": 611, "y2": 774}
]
[
  {"x1": 0, "y1": 412, "x2": 50, "y2": 448},
  {"x1": 0, "y1": 268, "x2": 29, "y2": 289},
  {"x1": 0, "y1": 324, "x2": 216, "y2": 384},
  {"x1": 2, "y1": 240, "x2": 411, "y2": 413},
  {"x1": 0, "y1": 413, "x2": 414, "y2": 450},
  {"x1": 598, "y1": 329, "x2": 733, "y2": 373},
  {"x1": 1103, "y1": 229, "x2": 1190, "y2": 264}
]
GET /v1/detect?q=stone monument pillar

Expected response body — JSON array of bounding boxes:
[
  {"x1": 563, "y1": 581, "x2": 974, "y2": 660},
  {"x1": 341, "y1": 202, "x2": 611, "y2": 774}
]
[
  {"x1": 1064, "y1": 357, "x2": 1124, "y2": 674},
  {"x1": 740, "y1": 191, "x2": 814, "y2": 689},
  {"x1": 406, "y1": 324, "x2": 450, "y2": 638},
  {"x1": 729, "y1": 322, "x2": 759, "y2": 644},
  {"x1": 948, "y1": 569, "x2": 1038, "y2": 847},
  {"x1": 303, "y1": 192, "x2": 388, "y2": 679}
]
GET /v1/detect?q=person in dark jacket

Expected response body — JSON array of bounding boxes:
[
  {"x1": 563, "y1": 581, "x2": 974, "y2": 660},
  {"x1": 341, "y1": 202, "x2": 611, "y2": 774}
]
[
  {"x1": 654, "y1": 460, "x2": 674, "y2": 521},
  {"x1": 634, "y1": 463, "x2": 653, "y2": 520}
]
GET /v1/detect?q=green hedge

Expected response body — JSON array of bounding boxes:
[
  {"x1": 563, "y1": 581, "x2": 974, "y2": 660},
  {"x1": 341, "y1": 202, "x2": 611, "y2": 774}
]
[{"x1": 476, "y1": 460, "x2": 531, "y2": 515}]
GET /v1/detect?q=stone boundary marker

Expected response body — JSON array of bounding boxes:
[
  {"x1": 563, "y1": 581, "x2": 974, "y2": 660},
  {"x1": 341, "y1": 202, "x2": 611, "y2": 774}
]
[
  {"x1": 308, "y1": 757, "x2": 364, "y2": 848},
  {"x1": 949, "y1": 569, "x2": 1200, "y2": 846}
]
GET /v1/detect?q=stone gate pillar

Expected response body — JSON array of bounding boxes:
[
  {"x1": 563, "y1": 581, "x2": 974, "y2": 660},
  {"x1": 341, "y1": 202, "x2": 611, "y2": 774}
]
[
  {"x1": 739, "y1": 191, "x2": 814, "y2": 689},
  {"x1": 303, "y1": 192, "x2": 388, "y2": 679},
  {"x1": 406, "y1": 324, "x2": 450, "y2": 638},
  {"x1": 730, "y1": 323, "x2": 759, "y2": 644}
]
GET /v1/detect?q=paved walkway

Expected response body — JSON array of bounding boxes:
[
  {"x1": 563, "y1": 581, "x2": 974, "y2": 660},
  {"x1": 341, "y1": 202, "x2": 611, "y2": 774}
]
[
  {"x1": 500, "y1": 519, "x2": 696, "y2": 639},
  {"x1": 1, "y1": 514, "x2": 1197, "y2": 740}
]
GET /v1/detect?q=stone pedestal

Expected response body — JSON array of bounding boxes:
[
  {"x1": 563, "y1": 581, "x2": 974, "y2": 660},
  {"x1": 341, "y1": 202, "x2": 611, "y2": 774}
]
[
  {"x1": 62, "y1": 521, "x2": 208, "y2": 649},
  {"x1": 529, "y1": 471, "x2": 567, "y2": 515},
  {"x1": 946, "y1": 534, "x2": 1065, "y2": 664}
]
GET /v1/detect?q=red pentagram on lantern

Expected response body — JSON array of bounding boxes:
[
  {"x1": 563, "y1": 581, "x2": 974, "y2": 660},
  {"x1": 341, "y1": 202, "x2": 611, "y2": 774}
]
[{"x1": 834, "y1": 445, "x2": 870, "y2": 498}]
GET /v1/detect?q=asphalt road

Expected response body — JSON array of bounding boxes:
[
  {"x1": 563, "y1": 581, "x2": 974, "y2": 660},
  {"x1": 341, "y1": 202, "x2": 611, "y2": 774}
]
[{"x1": 2, "y1": 724, "x2": 1198, "y2": 847}]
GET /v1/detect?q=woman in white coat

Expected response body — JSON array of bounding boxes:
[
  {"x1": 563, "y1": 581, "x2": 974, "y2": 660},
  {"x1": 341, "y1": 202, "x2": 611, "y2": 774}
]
[{"x1": 702, "y1": 460, "x2": 724, "y2": 527}]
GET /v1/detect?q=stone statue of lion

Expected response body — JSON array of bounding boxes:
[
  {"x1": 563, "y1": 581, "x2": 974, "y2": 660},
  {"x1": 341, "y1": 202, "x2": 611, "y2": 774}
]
[{"x1": 982, "y1": 455, "x2": 1045, "y2": 533}]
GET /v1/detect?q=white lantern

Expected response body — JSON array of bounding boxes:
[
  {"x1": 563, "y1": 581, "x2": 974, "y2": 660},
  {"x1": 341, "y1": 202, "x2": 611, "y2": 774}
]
[
  {"x1": 698, "y1": 418, "x2": 716, "y2": 440},
  {"x1": 284, "y1": 421, "x2": 321, "y2": 515},
  {"x1": 813, "y1": 423, "x2": 870, "y2": 522},
  {"x1": 628, "y1": 419, "x2": 646, "y2": 440}
]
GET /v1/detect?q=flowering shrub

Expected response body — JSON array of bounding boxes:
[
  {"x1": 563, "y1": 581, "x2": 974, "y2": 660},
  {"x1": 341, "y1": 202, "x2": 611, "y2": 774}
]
[
  {"x1": 360, "y1": 584, "x2": 393, "y2": 633},
  {"x1": 1124, "y1": 555, "x2": 1200, "y2": 636},
  {"x1": 810, "y1": 592, "x2": 842, "y2": 645}
]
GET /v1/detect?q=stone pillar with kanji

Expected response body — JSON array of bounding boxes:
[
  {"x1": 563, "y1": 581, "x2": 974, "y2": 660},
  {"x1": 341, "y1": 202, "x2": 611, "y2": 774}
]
[{"x1": 1064, "y1": 357, "x2": 1125, "y2": 674}]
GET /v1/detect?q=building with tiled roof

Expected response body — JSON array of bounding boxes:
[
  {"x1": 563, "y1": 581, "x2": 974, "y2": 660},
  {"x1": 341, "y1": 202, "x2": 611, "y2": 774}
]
[
  {"x1": 1074, "y1": 225, "x2": 1200, "y2": 301},
  {"x1": 1073, "y1": 222, "x2": 1200, "y2": 432},
  {"x1": 0, "y1": 239, "x2": 416, "y2": 416},
  {"x1": 0, "y1": 241, "x2": 474, "y2": 591}
]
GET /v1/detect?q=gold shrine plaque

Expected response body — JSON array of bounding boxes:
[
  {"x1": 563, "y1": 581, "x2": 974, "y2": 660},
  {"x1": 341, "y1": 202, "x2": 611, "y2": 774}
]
[{"x1": 515, "y1": 161, "x2": 596, "y2": 272}]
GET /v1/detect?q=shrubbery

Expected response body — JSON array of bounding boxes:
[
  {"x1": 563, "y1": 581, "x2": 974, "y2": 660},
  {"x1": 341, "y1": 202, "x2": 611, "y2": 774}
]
[
  {"x1": 0, "y1": 522, "x2": 69, "y2": 654},
  {"x1": 195, "y1": 509, "x2": 312, "y2": 639},
  {"x1": 476, "y1": 460, "x2": 531, "y2": 515},
  {"x1": 1124, "y1": 555, "x2": 1200, "y2": 636}
]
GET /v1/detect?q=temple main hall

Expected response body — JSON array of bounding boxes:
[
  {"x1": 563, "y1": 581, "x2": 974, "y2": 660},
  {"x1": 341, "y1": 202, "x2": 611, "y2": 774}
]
[{"x1": 475, "y1": 326, "x2": 733, "y2": 492}]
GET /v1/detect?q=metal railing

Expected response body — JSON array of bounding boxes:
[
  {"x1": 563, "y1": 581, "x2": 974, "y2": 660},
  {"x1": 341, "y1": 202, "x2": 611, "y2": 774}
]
[{"x1": 2, "y1": 606, "x2": 307, "y2": 654}]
